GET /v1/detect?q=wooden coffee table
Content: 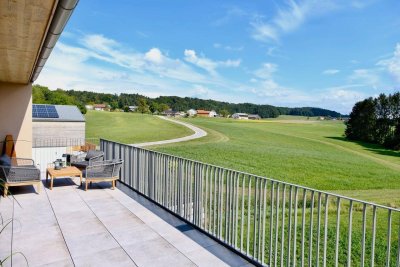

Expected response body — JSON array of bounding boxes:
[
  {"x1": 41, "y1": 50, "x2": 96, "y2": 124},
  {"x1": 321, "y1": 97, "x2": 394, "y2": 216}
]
[{"x1": 46, "y1": 166, "x2": 83, "y2": 190}]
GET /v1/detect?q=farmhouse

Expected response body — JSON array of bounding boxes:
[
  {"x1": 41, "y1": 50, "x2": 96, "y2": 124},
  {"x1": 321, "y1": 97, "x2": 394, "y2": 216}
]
[
  {"x1": 93, "y1": 103, "x2": 107, "y2": 111},
  {"x1": 129, "y1": 105, "x2": 138, "y2": 112},
  {"x1": 162, "y1": 109, "x2": 181, "y2": 117},
  {"x1": 85, "y1": 104, "x2": 93, "y2": 110},
  {"x1": 32, "y1": 104, "x2": 85, "y2": 143},
  {"x1": 248, "y1": 114, "x2": 261, "y2": 120},
  {"x1": 187, "y1": 109, "x2": 197, "y2": 116},
  {"x1": 232, "y1": 113, "x2": 249, "y2": 119},
  {"x1": 196, "y1": 109, "x2": 217, "y2": 117}
]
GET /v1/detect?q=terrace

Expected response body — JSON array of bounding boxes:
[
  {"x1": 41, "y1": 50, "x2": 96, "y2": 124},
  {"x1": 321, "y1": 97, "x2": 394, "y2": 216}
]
[
  {"x1": 0, "y1": 177, "x2": 250, "y2": 266},
  {"x1": 0, "y1": 0, "x2": 399, "y2": 266}
]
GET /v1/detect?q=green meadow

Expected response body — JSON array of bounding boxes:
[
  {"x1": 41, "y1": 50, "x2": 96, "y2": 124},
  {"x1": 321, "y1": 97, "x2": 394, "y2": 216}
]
[
  {"x1": 152, "y1": 117, "x2": 400, "y2": 207},
  {"x1": 85, "y1": 110, "x2": 193, "y2": 144},
  {"x1": 86, "y1": 112, "x2": 400, "y2": 206}
]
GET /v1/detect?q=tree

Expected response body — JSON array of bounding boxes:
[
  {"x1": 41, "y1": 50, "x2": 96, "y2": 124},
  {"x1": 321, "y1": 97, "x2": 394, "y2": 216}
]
[
  {"x1": 219, "y1": 109, "x2": 230, "y2": 117},
  {"x1": 158, "y1": 103, "x2": 170, "y2": 113},
  {"x1": 149, "y1": 102, "x2": 159, "y2": 113},
  {"x1": 345, "y1": 92, "x2": 400, "y2": 150},
  {"x1": 137, "y1": 98, "x2": 150, "y2": 114},
  {"x1": 345, "y1": 98, "x2": 376, "y2": 142}
]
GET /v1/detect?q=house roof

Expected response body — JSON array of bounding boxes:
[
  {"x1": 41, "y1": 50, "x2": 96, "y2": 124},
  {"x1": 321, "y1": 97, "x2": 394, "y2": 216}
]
[
  {"x1": 233, "y1": 113, "x2": 248, "y2": 116},
  {"x1": 163, "y1": 109, "x2": 180, "y2": 114},
  {"x1": 32, "y1": 104, "x2": 85, "y2": 122},
  {"x1": 196, "y1": 110, "x2": 210, "y2": 114},
  {"x1": 94, "y1": 104, "x2": 107, "y2": 108}
]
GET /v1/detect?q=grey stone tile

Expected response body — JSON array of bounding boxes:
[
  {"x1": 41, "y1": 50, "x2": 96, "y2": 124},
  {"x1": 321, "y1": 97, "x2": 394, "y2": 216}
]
[
  {"x1": 64, "y1": 231, "x2": 119, "y2": 258},
  {"x1": 185, "y1": 248, "x2": 231, "y2": 267},
  {"x1": 38, "y1": 258, "x2": 74, "y2": 267},
  {"x1": 162, "y1": 231, "x2": 207, "y2": 254},
  {"x1": 124, "y1": 237, "x2": 195, "y2": 267},
  {"x1": 110, "y1": 223, "x2": 161, "y2": 246},
  {"x1": 59, "y1": 217, "x2": 105, "y2": 237},
  {"x1": 73, "y1": 247, "x2": 136, "y2": 267},
  {"x1": 10, "y1": 236, "x2": 71, "y2": 267},
  {"x1": 183, "y1": 229, "x2": 218, "y2": 247},
  {"x1": 195, "y1": 244, "x2": 249, "y2": 267}
]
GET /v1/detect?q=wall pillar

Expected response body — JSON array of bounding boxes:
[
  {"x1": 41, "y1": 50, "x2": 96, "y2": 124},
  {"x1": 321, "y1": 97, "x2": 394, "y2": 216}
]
[{"x1": 0, "y1": 82, "x2": 32, "y2": 158}]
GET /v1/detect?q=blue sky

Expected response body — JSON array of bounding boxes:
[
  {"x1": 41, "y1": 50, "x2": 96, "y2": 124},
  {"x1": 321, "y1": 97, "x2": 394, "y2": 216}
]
[{"x1": 37, "y1": 0, "x2": 400, "y2": 114}]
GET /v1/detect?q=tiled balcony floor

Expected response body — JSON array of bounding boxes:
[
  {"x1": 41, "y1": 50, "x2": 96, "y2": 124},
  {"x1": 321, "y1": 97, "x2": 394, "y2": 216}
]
[{"x1": 0, "y1": 178, "x2": 253, "y2": 267}]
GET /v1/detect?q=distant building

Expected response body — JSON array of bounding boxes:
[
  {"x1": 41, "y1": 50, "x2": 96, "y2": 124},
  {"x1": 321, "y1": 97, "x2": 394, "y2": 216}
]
[
  {"x1": 196, "y1": 109, "x2": 217, "y2": 117},
  {"x1": 209, "y1": 110, "x2": 217, "y2": 117},
  {"x1": 162, "y1": 109, "x2": 181, "y2": 117},
  {"x1": 129, "y1": 106, "x2": 138, "y2": 112},
  {"x1": 93, "y1": 104, "x2": 107, "y2": 111},
  {"x1": 33, "y1": 104, "x2": 85, "y2": 143},
  {"x1": 232, "y1": 113, "x2": 249, "y2": 119},
  {"x1": 196, "y1": 110, "x2": 210, "y2": 117},
  {"x1": 187, "y1": 109, "x2": 197, "y2": 117},
  {"x1": 248, "y1": 114, "x2": 261, "y2": 120},
  {"x1": 85, "y1": 104, "x2": 94, "y2": 110}
]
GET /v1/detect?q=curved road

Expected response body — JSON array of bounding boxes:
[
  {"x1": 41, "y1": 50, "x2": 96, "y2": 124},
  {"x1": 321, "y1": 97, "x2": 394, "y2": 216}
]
[{"x1": 130, "y1": 116, "x2": 207, "y2": 147}]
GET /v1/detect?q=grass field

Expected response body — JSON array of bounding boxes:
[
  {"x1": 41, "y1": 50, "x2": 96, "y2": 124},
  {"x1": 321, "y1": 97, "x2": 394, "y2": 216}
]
[
  {"x1": 86, "y1": 112, "x2": 400, "y2": 205},
  {"x1": 85, "y1": 111, "x2": 193, "y2": 144},
  {"x1": 87, "y1": 113, "x2": 399, "y2": 264},
  {"x1": 151, "y1": 117, "x2": 400, "y2": 206}
]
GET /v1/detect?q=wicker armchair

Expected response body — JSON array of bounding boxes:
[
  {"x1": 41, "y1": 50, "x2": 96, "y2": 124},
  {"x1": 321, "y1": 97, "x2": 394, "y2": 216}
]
[
  {"x1": 83, "y1": 159, "x2": 123, "y2": 191},
  {"x1": 70, "y1": 150, "x2": 104, "y2": 169},
  {"x1": 0, "y1": 157, "x2": 41, "y2": 197}
]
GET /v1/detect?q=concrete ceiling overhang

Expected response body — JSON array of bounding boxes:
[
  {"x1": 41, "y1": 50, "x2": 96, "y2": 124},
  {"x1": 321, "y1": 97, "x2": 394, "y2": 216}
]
[{"x1": 0, "y1": 0, "x2": 78, "y2": 84}]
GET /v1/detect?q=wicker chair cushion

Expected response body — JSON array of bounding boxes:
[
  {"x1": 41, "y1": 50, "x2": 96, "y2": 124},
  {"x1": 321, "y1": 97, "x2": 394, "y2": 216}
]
[
  {"x1": 85, "y1": 150, "x2": 104, "y2": 161},
  {"x1": 0, "y1": 154, "x2": 11, "y2": 167},
  {"x1": 71, "y1": 161, "x2": 89, "y2": 169}
]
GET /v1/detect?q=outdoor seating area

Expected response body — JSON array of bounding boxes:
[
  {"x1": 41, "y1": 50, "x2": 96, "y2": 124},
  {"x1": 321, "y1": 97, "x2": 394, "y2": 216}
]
[
  {"x1": 0, "y1": 176, "x2": 251, "y2": 266},
  {"x1": 1, "y1": 145, "x2": 121, "y2": 195}
]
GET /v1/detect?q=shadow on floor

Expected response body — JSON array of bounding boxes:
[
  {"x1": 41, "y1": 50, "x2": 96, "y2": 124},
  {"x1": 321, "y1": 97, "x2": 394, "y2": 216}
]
[{"x1": 325, "y1": 136, "x2": 400, "y2": 158}]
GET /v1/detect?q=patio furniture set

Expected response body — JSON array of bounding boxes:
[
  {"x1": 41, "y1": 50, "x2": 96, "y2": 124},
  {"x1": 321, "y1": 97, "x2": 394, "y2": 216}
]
[{"x1": 0, "y1": 150, "x2": 123, "y2": 197}]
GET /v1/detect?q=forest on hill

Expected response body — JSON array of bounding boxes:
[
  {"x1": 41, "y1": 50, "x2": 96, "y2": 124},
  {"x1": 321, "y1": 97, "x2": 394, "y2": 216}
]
[{"x1": 32, "y1": 84, "x2": 342, "y2": 118}]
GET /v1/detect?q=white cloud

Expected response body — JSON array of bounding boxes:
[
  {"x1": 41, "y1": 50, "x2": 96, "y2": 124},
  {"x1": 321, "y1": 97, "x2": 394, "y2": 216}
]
[
  {"x1": 251, "y1": 21, "x2": 278, "y2": 42},
  {"x1": 349, "y1": 69, "x2": 381, "y2": 88},
  {"x1": 377, "y1": 43, "x2": 400, "y2": 83},
  {"x1": 254, "y1": 63, "x2": 278, "y2": 79},
  {"x1": 213, "y1": 43, "x2": 244, "y2": 51},
  {"x1": 322, "y1": 69, "x2": 340, "y2": 75},
  {"x1": 250, "y1": 0, "x2": 339, "y2": 43},
  {"x1": 213, "y1": 6, "x2": 247, "y2": 26},
  {"x1": 36, "y1": 32, "x2": 370, "y2": 115},
  {"x1": 183, "y1": 49, "x2": 240, "y2": 75},
  {"x1": 145, "y1": 48, "x2": 164, "y2": 64}
]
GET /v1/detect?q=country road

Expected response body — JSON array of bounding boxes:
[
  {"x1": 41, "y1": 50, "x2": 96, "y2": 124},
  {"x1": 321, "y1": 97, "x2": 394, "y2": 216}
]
[{"x1": 130, "y1": 116, "x2": 207, "y2": 147}]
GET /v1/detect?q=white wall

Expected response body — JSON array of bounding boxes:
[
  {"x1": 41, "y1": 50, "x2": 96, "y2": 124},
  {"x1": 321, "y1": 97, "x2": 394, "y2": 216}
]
[{"x1": 32, "y1": 146, "x2": 68, "y2": 175}]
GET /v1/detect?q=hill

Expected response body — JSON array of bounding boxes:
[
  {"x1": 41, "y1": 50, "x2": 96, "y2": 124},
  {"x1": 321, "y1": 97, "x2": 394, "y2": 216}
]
[{"x1": 33, "y1": 84, "x2": 342, "y2": 118}]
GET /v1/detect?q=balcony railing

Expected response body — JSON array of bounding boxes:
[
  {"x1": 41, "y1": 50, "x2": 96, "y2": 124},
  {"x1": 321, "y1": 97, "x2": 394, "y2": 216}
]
[{"x1": 100, "y1": 138, "x2": 400, "y2": 266}]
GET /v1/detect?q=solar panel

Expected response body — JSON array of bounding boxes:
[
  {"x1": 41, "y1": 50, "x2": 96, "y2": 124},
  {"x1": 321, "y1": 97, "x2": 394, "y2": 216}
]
[{"x1": 32, "y1": 105, "x2": 59, "y2": 119}]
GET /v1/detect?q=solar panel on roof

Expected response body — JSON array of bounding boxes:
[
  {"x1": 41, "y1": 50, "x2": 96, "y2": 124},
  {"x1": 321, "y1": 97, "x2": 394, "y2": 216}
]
[{"x1": 32, "y1": 105, "x2": 59, "y2": 119}]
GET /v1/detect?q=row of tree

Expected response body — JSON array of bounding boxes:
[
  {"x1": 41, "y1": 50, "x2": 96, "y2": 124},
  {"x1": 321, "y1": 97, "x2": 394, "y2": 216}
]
[
  {"x1": 345, "y1": 92, "x2": 400, "y2": 149},
  {"x1": 32, "y1": 85, "x2": 342, "y2": 118}
]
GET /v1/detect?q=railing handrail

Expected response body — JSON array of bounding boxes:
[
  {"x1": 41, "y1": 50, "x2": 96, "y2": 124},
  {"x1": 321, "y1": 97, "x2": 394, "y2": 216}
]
[{"x1": 100, "y1": 138, "x2": 400, "y2": 212}]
